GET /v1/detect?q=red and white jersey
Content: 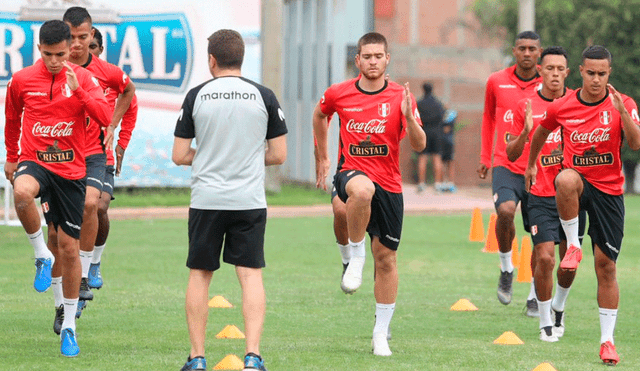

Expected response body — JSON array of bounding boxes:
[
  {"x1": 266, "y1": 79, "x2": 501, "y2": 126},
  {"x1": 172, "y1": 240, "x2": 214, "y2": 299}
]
[
  {"x1": 319, "y1": 78, "x2": 421, "y2": 193},
  {"x1": 540, "y1": 89, "x2": 640, "y2": 195},
  {"x1": 106, "y1": 94, "x2": 138, "y2": 166},
  {"x1": 82, "y1": 53, "x2": 130, "y2": 157},
  {"x1": 4, "y1": 59, "x2": 111, "y2": 179},
  {"x1": 512, "y1": 88, "x2": 572, "y2": 197},
  {"x1": 481, "y1": 65, "x2": 542, "y2": 174}
]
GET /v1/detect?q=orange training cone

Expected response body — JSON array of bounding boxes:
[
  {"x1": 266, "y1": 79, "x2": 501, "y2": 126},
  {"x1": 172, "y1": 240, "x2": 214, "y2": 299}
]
[
  {"x1": 482, "y1": 213, "x2": 499, "y2": 253},
  {"x1": 517, "y1": 236, "x2": 533, "y2": 283},
  {"x1": 511, "y1": 237, "x2": 520, "y2": 267},
  {"x1": 450, "y1": 298, "x2": 479, "y2": 311},
  {"x1": 469, "y1": 207, "x2": 485, "y2": 242},
  {"x1": 213, "y1": 354, "x2": 244, "y2": 370},
  {"x1": 532, "y1": 363, "x2": 557, "y2": 371},
  {"x1": 493, "y1": 331, "x2": 524, "y2": 345},
  {"x1": 208, "y1": 295, "x2": 233, "y2": 308},
  {"x1": 215, "y1": 325, "x2": 245, "y2": 339}
]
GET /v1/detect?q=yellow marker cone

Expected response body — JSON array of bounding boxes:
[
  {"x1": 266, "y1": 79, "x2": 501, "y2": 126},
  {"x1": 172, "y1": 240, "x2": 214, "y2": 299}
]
[
  {"x1": 213, "y1": 354, "x2": 244, "y2": 370},
  {"x1": 450, "y1": 298, "x2": 478, "y2": 311},
  {"x1": 482, "y1": 213, "x2": 499, "y2": 253},
  {"x1": 493, "y1": 331, "x2": 524, "y2": 345},
  {"x1": 511, "y1": 237, "x2": 520, "y2": 267},
  {"x1": 531, "y1": 363, "x2": 557, "y2": 371},
  {"x1": 469, "y1": 207, "x2": 485, "y2": 242},
  {"x1": 517, "y1": 236, "x2": 533, "y2": 283},
  {"x1": 208, "y1": 295, "x2": 233, "y2": 308},
  {"x1": 215, "y1": 325, "x2": 245, "y2": 339}
]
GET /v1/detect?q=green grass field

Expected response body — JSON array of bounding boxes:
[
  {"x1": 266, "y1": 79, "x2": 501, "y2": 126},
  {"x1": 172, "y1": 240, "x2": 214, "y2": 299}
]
[{"x1": 2, "y1": 196, "x2": 640, "y2": 370}]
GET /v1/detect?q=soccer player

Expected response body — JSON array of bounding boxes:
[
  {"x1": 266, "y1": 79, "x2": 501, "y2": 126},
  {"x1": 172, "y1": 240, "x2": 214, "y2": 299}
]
[
  {"x1": 478, "y1": 31, "x2": 542, "y2": 312},
  {"x1": 3, "y1": 20, "x2": 111, "y2": 357},
  {"x1": 88, "y1": 27, "x2": 139, "y2": 291},
  {"x1": 507, "y1": 46, "x2": 583, "y2": 341},
  {"x1": 526, "y1": 45, "x2": 640, "y2": 365},
  {"x1": 172, "y1": 29, "x2": 287, "y2": 371},
  {"x1": 313, "y1": 32, "x2": 425, "y2": 356}
]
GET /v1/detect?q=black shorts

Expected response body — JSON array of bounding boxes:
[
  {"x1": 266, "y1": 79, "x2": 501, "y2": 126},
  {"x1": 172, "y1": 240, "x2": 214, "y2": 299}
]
[
  {"x1": 103, "y1": 165, "x2": 115, "y2": 199},
  {"x1": 528, "y1": 194, "x2": 586, "y2": 246},
  {"x1": 440, "y1": 132, "x2": 454, "y2": 162},
  {"x1": 419, "y1": 128, "x2": 439, "y2": 155},
  {"x1": 187, "y1": 208, "x2": 267, "y2": 271},
  {"x1": 85, "y1": 153, "x2": 107, "y2": 191},
  {"x1": 579, "y1": 178, "x2": 624, "y2": 262},
  {"x1": 15, "y1": 161, "x2": 85, "y2": 239},
  {"x1": 492, "y1": 166, "x2": 530, "y2": 232},
  {"x1": 333, "y1": 170, "x2": 403, "y2": 250}
]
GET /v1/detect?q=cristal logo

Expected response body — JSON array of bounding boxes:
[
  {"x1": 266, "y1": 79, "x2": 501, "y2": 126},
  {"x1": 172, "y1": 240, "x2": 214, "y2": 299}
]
[
  {"x1": 545, "y1": 129, "x2": 562, "y2": 143},
  {"x1": 32, "y1": 121, "x2": 74, "y2": 137},
  {"x1": 503, "y1": 109, "x2": 513, "y2": 123},
  {"x1": 345, "y1": 119, "x2": 387, "y2": 134},
  {"x1": 570, "y1": 128, "x2": 611, "y2": 144}
]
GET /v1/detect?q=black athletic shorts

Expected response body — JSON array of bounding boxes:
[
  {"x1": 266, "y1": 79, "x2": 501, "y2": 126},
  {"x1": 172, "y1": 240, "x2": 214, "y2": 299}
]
[
  {"x1": 15, "y1": 161, "x2": 85, "y2": 239},
  {"x1": 579, "y1": 177, "x2": 624, "y2": 262},
  {"x1": 419, "y1": 128, "x2": 440, "y2": 155},
  {"x1": 333, "y1": 170, "x2": 403, "y2": 250},
  {"x1": 440, "y1": 131, "x2": 454, "y2": 162},
  {"x1": 528, "y1": 194, "x2": 586, "y2": 246},
  {"x1": 103, "y1": 165, "x2": 115, "y2": 199},
  {"x1": 187, "y1": 208, "x2": 267, "y2": 271},
  {"x1": 492, "y1": 166, "x2": 530, "y2": 232},
  {"x1": 85, "y1": 153, "x2": 107, "y2": 192}
]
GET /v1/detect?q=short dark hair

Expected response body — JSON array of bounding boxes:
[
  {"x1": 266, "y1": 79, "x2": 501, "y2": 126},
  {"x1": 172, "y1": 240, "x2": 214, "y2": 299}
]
[
  {"x1": 422, "y1": 82, "x2": 433, "y2": 95},
  {"x1": 92, "y1": 27, "x2": 103, "y2": 48},
  {"x1": 207, "y1": 29, "x2": 244, "y2": 69},
  {"x1": 516, "y1": 31, "x2": 540, "y2": 43},
  {"x1": 357, "y1": 32, "x2": 388, "y2": 54},
  {"x1": 39, "y1": 20, "x2": 71, "y2": 45},
  {"x1": 540, "y1": 46, "x2": 568, "y2": 64},
  {"x1": 63, "y1": 6, "x2": 92, "y2": 27},
  {"x1": 582, "y1": 45, "x2": 612, "y2": 64}
]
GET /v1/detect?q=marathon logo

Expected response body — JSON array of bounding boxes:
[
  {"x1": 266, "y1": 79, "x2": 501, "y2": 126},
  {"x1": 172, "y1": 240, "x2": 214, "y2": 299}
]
[{"x1": 201, "y1": 91, "x2": 257, "y2": 101}]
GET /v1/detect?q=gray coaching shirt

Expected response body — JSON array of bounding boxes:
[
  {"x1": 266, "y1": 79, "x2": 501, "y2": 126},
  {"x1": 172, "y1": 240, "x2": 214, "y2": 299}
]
[{"x1": 174, "y1": 76, "x2": 287, "y2": 210}]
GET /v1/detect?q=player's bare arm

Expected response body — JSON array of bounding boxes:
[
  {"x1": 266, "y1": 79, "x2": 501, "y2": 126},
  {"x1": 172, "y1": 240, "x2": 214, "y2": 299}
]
[
  {"x1": 402, "y1": 82, "x2": 426, "y2": 152},
  {"x1": 524, "y1": 124, "x2": 551, "y2": 192},
  {"x1": 506, "y1": 100, "x2": 532, "y2": 162},
  {"x1": 265, "y1": 135, "x2": 287, "y2": 166},
  {"x1": 609, "y1": 84, "x2": 640, "y2": 150},
  {"x1": 312, "y1": 103, "x2": 331, "y2": 191},
  {"x1": 104, "y1": 81, "x2": 136, "y2": 151},
  {"x1": 172, "y1": 137, "x2": 195, "y2": 166}
]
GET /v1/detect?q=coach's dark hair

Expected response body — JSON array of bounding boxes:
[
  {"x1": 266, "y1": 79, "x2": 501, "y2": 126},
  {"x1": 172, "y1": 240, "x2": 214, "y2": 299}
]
[
  {"x1": 582, "y1": 45, "x2": 612, "y2": 64},
  {"x1": 92, "y1": 27, "x2": 103, "y2": 48},
  {"x1": 540, "y1": 46, "x2": 568, "y2": 64},
  {"x1": 516, "y1": 31, "x2": 540, "y2": 43},
  {"x1": 63, "y1": 6, "x2": 92, "y2": 27},
  {"x1": 208, "y1": 29, "x2": 244, "y2": 69},
  {"x1": 357, "y1": 32, "x2": 388, "y2": 54},
  {"x1": 39, "y1": 20, "x2": 71, "y2": 45},
  {"x1": 422, "y1": 82, "x2": 433, "y2": 95}
]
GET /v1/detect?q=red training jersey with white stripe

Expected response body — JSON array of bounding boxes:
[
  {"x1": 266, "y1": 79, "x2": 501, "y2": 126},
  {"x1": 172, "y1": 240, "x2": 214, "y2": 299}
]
[
  {"x1": 540, "y1": 89, "x2": 639, "y2": 195},
  {"x1": 319, "y1": 78, "x2": 421, "y2": 193},
  {"x1": 4, "y1": 59, "x2": 111, "y2": 179},
  {"x1": 82, "y1": 54, "x2": 131, "y2": 158},
  {"x1": 106, "y1": 94, "x2": 138, "y2": 166},
  {"x1": 481, "y1": 65, "x2": 542, "y2": 174},
  {"x1": 512, "y1": 88, "x2": 572, "y2": 197}
]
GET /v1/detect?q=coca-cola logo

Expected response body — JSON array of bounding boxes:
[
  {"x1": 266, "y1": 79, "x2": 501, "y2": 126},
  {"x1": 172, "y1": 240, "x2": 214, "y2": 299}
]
[
  {"x1": 545, "y1": 129, "x2": 562, "y2": 143},
  {"x1": 569, "y1": 127, "x2": 611, "y2": 144},
  {"x1": 345, "y1": 119, "x2": 387, "y2": 134},
  {"x1": 503, "y1": 109, "x2": 513, "y2": 123},
  {"x1": 32, "y1": 121, "x2": 74, "y2": 137}
]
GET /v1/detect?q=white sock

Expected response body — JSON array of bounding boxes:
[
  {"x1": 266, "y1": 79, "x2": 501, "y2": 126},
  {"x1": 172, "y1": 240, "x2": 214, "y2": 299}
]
[
  {"x1": 62, "y1": 298, "x2": 78, "y2": 332},
  {"x1": 528, "y1": 278, "x2": 537, "y2": 300},
  {"x1": 373, "y1": 303, "x2": 395, "y2": 337},
  {"x1": 338, "y1": 243, "x2": 350, "y2": 265},
  {"x1": 79, "y1": 250, "x2": 93, "y2": 278},
  {"x1": 552, "y1": 283, "x2": 571, "y2": 312},
  {"x1": 27, "y1": 229, "x2": 52, "y2": 259},
  {"x1": 349, "y1": 238, "x2": 366, "y2": 258},
  {"x1": 92, "y1": 244, "x2": 105, "y2": 264},
  {"x1": 499, "y1": 251, "x2": 514, "y2": 273},
  {"x1": 538, "y1": 299, "x2": 553, "y2": 329},
  {"x1": 560, "y1": 217, "x2": 581, "y2": 249},
  {"x1": 599, "y1": 308, "x2": 617, "y2": 344},
  {"x1": 51, "y1": 277, "x2": 63, "y2": 307}
]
